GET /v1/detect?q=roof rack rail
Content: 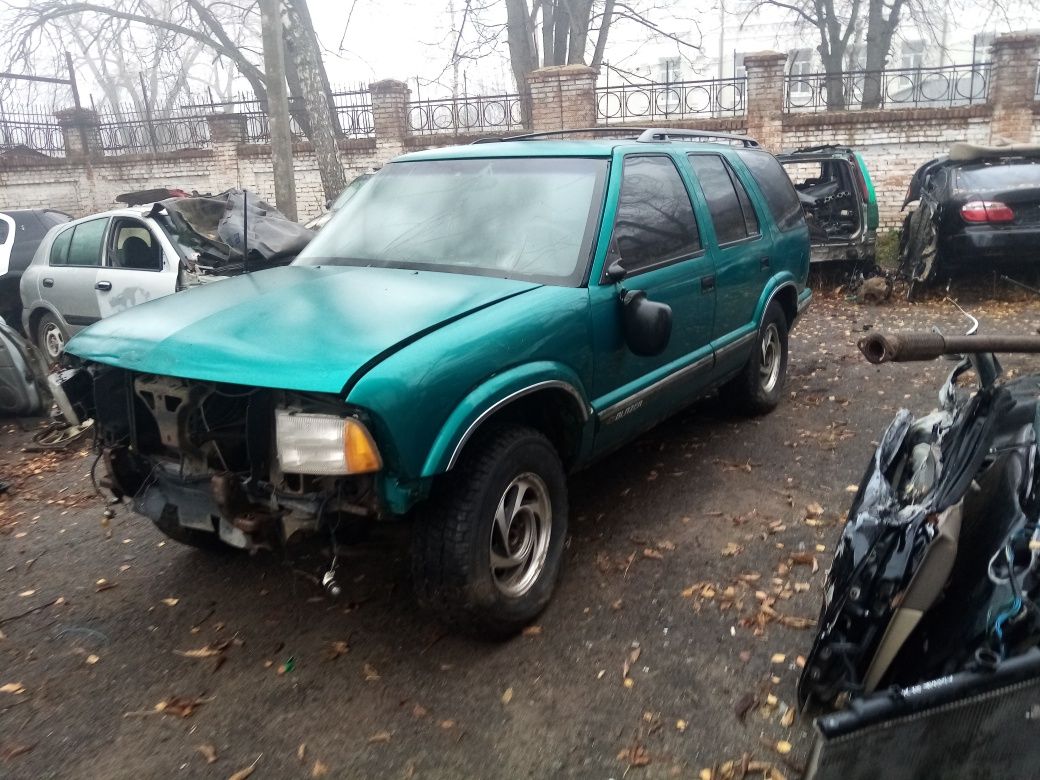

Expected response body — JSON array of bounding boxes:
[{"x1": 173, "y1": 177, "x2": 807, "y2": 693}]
[
  {"x1": 635, "y1": 128, "x2": 759, "y2": 147},
  {"x1": 471, "y1": 127, "x2": 643, "y2": 144}
]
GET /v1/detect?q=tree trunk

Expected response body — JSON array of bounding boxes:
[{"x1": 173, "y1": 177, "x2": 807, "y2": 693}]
[
  {"x1": 552, "y1": 1, "x2": 569, "y2": 65},
  {"x1": 861, "y1": 0, "x2": 903, "y2": 109},
  {"x1": 285, "y1": 0, "x2": 342, "y2": 135},
  {"x1": 505, "y1": 0, "x2": 538, "y2": 124},
  {"x1": 590, "y1": 0, "x2": 616, "y2": 68},
  {"x1": 541, "y1": 1, "x2": 555, "y2": 67},
  {"x1": 566, "y1": 0, "x2": 594, "y2": 65},
  {"x1": 282, "y1": 0, "x2": 346, "y2": 201},
  {"x1": 820, "y1": 50, "x2": 847, "y2": 110}
]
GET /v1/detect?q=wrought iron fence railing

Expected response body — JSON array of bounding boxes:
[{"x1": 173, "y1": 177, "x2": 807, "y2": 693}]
[
  {"x1": 0, "y1": 108, "x2": 65, "y2": 156},
  {"x1": 407, "y1": 93, "x2": 525, "y2": 135},
  {"x1": 96, "y1": 106, "x2": 210, "y2": 154},
  {"x1": 785, "y1": 63, "x2": 991, "y2": 112},
  {"x1": 596, "y1": 76, "x2": 747, "y2": 124}
]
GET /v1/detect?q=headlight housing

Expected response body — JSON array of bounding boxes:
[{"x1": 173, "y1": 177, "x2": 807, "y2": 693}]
[{"x1": 275, "y1": 410, "x2": 382, "y2": 475}]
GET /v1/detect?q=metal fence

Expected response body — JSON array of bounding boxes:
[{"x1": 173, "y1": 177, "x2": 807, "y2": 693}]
[
  {"x1": 785, "y1": 63, "x2": 991, "y2": 112},
  {"x1": 0, "y1": 107, "x2": 65, "y2": 155},
  {"x1": 596, "y1": 76, "x2": 747, "y2": 124},
  {"x1": 407, "y1": 93, "x2": 525, "y2": 136},
  {"x1": 96, "y1": 104, "x2": 210, "y2": 154}
]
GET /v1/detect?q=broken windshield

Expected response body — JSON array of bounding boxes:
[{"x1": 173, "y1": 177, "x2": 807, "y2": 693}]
[{"x1": 294, "y1": 157, "x2": 609, "y2": 286}]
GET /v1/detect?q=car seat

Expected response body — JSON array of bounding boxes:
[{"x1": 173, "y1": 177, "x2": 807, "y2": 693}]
[{"x1": 119, "y1": 236, "x2": 162, "y2": 271}]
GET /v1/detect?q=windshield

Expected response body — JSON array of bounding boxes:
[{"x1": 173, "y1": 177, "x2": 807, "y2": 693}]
[
  {"x1": 954, "y1": 161, "x2": 1040, "y2": 193},
  {"x1": 329, "y1": 174, "x2": 372, "y2": 211},
  {"x1": 295, "y1": 157, "x2": 608, "y2": 286}
]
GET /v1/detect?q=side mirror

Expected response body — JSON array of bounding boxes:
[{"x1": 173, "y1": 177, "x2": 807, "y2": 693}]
[
  {"x1": 620, "y1": 289, "x2": 672, "y2": 357},
  {"x1": 325, "y1": 199, "x2": 332, "y2": 210},
  {"x1": 606, "y1": 259, "x2": 627, "y2": 284}
]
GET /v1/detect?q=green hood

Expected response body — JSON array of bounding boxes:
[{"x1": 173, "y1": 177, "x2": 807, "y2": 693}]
[{"x1": 66, "y1": 265, "x2": 541, "y2": 394}]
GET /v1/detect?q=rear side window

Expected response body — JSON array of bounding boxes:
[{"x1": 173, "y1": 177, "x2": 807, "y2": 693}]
[
  {"x1": 52, "y1": 219, "x2": 107, "y2": 267},
  {"x1": 0, "y1": 218, "x2": 9, "y2": 244},
  {"x1": 613, "y1": 155, "x2": 701, "y2": 274},
  {"x1": 954, "y1": 162, "x2": 1040, "y2": 192},
  {"x1": 688, "y1": 154, "x2": 760, "y2": 244},
  {"x1": 737, "y1": 150, "x2": 804, "y2": 232}
]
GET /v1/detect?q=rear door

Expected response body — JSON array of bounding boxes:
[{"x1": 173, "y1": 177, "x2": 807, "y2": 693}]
[
  {"x1": 686, "y1": 152, "x2": 770, "y2": 341},
  {"x1": 96, "y1": 216, "x2": 178, "y2": 318},
  {"x1": 43, "y1": 218, "x2": 108, "y2": 330}
]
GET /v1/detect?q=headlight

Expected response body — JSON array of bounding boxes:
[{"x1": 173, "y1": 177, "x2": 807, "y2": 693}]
[{"x1": 275, "y1": 410, "x2": 382, "y2": 475}]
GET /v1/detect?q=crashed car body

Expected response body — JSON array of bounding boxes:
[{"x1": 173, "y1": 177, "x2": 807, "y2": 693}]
[
  {"x1": 799, "y1": 330, "x2": 1040, "y2": 779},
  {"x1": 60, "y1": 133, "x2": 812, "y2": 636},
  {"x1": 777, "y1": 146, "x2": 878, "y2": 264},
  {"x1": 20, "y1": 190, "x2": 313, "y2": 361},
  {"x1": 899, "y1": 142, "x2": 1040, "y2": 284}
]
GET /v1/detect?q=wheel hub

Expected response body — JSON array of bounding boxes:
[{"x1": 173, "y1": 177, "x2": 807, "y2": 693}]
[
  {"x1": 489, "y1": 473, "x2": 552, "y2": 598},
  {"x1": 759, "y1": 324, "x2": 782, "y2": 394}
]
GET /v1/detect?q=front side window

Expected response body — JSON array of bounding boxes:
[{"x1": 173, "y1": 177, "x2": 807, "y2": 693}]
[
  {"x1": 612, "y1": 155, "x2": 701, "y2": 275},
  {"x1": 56, "y1": 219, "x2": 108, "y2": 267},
  {"x1": 737, "y1": 150, "x2": 804, "y2": 233},
  {"x1": 109, "y1": 218, "x2": 163, "y2": 271},
  {"x1": 688, "y1": 154, "x2": 760, "y2": 244},
  {"x1": 297, "y1": 157, "x2": 608, "y2": 286}
]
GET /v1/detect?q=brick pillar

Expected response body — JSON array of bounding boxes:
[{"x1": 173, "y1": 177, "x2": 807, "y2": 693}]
[
  {"x1": 206, "y1": 113, "x2": 247, "y2": 188},
  {"x1": 54, "y1": 107, "x2": 103, "y2": 160},
  {"x1": 743, "y1": 52, "x2": 787, "y2": 152},
  {"x1": 370, "y1": 79, "x2": 410, "y2": 156},
  {"x1": 526, "y1": 65, "x2": 597, "y2": 132},
  {"x1": 988, "y1": 34, "x2": 1040, "y2": 143}
]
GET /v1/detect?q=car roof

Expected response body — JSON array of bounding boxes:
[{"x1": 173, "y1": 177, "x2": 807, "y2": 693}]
[
  {"x1": 778, "y1": 145, "x2": 855, "y2": 159},
  {"x1": 397, "y1": 137, "x2": 760, "y2": 163},
  {"x1": 60, "y1": 206, "x2": 159, "y2": 225}
]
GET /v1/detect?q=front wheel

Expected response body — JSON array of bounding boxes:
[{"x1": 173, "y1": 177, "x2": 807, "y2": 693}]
[
  {"x1": 723, "y1": 301, "x2": 789, "y2": 416},
  {"x1": 413, "y1": 426, "x2": 568, "y2": 639}
]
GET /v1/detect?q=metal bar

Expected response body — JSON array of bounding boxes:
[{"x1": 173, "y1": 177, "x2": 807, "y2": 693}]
[{"x1": 0, "y1": 71, "x2": 72, "y2": 85}]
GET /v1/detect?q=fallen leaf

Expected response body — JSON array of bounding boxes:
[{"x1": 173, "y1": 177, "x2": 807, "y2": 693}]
[
  {"x1": 17, "y1": 590, "x2": 35, "y2": 598},
  {"x1": 297, "y1": 743, "x2": 307, "y2": 763},
  {"x1": 618, "y1": 740, "x2": 651, "y2": 768},
  {"x1": 805, "y1": 502, "x2": 824, "y2": 518},
  {"x1": 85, "y1": 654, "x2": 100, "y2": 665},
  {"x1": 776, "y1": 740, "x2": 792, "y2": 755},
  {"x1": 500, "y1": 687, "x2": 513, "y2": 705},
  {"x1": 412, "y1": 704, "x2": 428, "y2": 718},
  {"x1": 622, "y1": 646, "x2": 641, "y2": 681},
  {"x1": 0, "y1": 683, "x2": 26, "y2": 695},
  {"x1": 657, "y1": 539, "x2": 676, "y2": 551},
  {"x1": 368, "y1": 731, "x2": 391, "y2": 744},
  {"x1": 155, "y1": 696, "x2": 209, "y2": 718},
  {"x1": 721, "y1": 542, "x2": 744, "y2": 557},
  {"x1": 780, "y1": 707, "x2": 795, "y2": 728},
  {"x1": 197, "y1": 744, "x2": 218, "y2": 764},
  {"x1": 439, "y1": 720, "x2": 455, "y2": 730},
  {"x1": 675, "y1": 719, "x2": 687, "y2": 732},
  {"x1": 642, "y1": 547, "x2": 664, "y2": 560},
  {"x1": 770, "y1": 653, "x2": 786, "y2": 664},
  {"x1": 362, "y1": 663, "x2": 380, "y2": 681},
  {"x1": 324, "y1": 640, "x2": 349, "y2": 661},
  {"x1": 161, "y1": 598, "x2": 179, "y2": 607},
  {"x1": 312, "y1": 760, "x2": 329, "y2": 777},
  {"x1": 173, "y1": 642, "x2": 229, "y2": 659},
  {"x1": 522, "y1": 625, "x2": 542, "y2": 636},
  {"x1": 227, "y1": 754, "x2": 261, "y2": 780}
]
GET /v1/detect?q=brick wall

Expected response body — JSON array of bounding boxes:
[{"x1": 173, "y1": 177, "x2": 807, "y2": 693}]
[{"x1": 1, "y1": 34, "x2": 1038, "y2": 232}]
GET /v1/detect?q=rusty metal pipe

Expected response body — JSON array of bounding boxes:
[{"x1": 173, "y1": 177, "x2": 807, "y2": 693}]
[{"x1": 858, "y1": 332, "x2": 1040, "y2": 364}]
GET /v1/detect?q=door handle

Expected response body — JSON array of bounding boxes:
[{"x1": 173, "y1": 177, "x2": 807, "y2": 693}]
[
  {"x1": 760, "y1": 256, "x2": 771, "y2": 269},
  {"x1": 42, "y1": 277, "x2": 54, "y2": 288},
  {"x1": 95, "y1": 280, "x2": 112, "y2": 291},
  {"x1": 701, "y1": 274, "x2": 716, "y2": 293}
]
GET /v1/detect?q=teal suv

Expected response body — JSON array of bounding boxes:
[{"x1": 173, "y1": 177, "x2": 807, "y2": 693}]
[{"x1": 61, "y1": 129, "x2": 811, "y2": 637}]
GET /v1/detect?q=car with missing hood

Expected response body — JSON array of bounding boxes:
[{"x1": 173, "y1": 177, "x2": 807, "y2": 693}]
[
  {"x1": 777, "y1": 145, "x2": 878, "y2": 265},
  {"x1": 899, "y1": 142, "x2": 1040, "y2": 285},
  {"x1": 20, "y1": 190, "x2": 313, "y2": 362},
  {"x1": 57, "y1": 129, "x2": 811, "y2": 637}
]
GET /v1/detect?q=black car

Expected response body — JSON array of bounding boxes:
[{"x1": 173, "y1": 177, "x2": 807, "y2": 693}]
[
  {"x1": 899, "y1": 143, "x2": 1040, "y2": 284},
  {"x1": 0, "y1": 208, "x2": 72, "y2": 326}
]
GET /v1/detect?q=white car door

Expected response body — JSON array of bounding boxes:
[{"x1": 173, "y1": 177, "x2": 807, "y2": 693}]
[
  {"x1": 95, "y1": 216, "x2": 178, "y2": 319},
  {"x1": 0, "y1": 213, "x2": 15, "y2": 279}
]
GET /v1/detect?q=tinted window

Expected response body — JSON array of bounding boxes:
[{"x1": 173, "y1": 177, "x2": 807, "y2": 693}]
[
  {"x1": 954, "y1": 162, "x2": 1040, "y2": 192},
  {"x1": 688, "y1": 154, "x2": 759, "y2": 244},
  {"x1": 613, "y1": 155, "x2": 700, "y2": 274},
  {"x1": 0, "y1": 219, "x2": 9, "y2": 244},
  {"x1": 65, "y1": 219, "x2": 108, "y2": 267},
  {"x1": 49, "y1": 226, "x2": 73, "y2": 266},
  {"x1": 11, "y1": 212, "x2": 48, "y2": 243},
  {"x1": 737, "y1": 150, "x2": 804, "y2": 232}
]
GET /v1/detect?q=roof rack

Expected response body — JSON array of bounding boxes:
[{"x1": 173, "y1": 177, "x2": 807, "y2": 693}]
[
  {"x1": 635, "y1": 128, "x2": 759, "y2": 147},
  {"x1": 471, "y1": 127, "x2": 759, "y2": 147}
]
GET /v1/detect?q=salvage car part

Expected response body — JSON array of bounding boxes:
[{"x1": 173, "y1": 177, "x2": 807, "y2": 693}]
[{"x1": 0, "y1": 315, "x2": 43, "y2": 416}]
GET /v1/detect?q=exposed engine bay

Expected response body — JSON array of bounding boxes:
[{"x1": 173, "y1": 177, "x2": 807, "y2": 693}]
[
  {"x1": 59, "y1": 363, "x2": 382, "y2": 551},
  {"x1": 799, "y1": 328, "x2": 1040, "y2": 778}
]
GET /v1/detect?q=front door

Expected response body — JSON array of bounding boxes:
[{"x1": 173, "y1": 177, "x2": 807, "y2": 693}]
[
  {"x1": 590, "y1": 153, "x2": 716, "y2": 454},
  {"x1": 96, "y1": 217, "x2": 178, "y2": 319}
]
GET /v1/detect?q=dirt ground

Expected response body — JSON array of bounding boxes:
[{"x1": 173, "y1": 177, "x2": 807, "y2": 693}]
[{"x1": 3, "y1": 285, "x2": 1040, "y2": 780}]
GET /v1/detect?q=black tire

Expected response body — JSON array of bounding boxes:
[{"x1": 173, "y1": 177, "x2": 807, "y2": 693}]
[
  {"x1": 35, "y1": 311, "x2": 69, "y2": 364},
  {"x1": 413, "y1": 425, "x2": 568, "y2": 639},
  {"x1": 723, "y1": 301, "x2": 789, "y2": 416}
]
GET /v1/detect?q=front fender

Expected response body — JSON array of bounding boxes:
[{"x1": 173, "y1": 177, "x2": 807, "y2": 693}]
[{"x1": 421, "y1": 361, "x2": 593, "y2": 477}]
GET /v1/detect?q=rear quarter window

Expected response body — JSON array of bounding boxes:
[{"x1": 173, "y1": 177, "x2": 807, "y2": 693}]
[
  {"x1": 954, "y1": 162, "x2": 1040, "y2": 193},
  {"x1": 737, "y1": 150, "x2": 804, "y2": 232}
]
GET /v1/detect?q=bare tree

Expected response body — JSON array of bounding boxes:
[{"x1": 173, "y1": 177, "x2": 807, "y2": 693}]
[{"x1": 860, "y1": 0, "x2": 907, "y2": 108}]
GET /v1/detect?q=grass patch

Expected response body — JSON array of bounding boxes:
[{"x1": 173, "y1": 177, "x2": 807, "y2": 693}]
[{"x1": 875, "y1": 229, "x2": 901, "y2": 270}]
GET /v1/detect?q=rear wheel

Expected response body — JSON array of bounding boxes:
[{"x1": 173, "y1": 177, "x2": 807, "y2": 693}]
[
  {"x1": 413, "y1": 426, "x2": 568, "y2": 639},
  {"x1": 35, "y1": 312, "x2": 68, "y2": 363},
  {"x1": 723, "y1": 301, "x2": 789, "y2": 416}
]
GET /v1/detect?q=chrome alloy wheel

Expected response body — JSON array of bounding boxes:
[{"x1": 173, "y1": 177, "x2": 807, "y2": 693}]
[
  {"x1": 489, "y1": 473, "x2": 552, "y2": 598},
  {"x1": 759, "y1": 322, "x2": 782, "y2": 394}
]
